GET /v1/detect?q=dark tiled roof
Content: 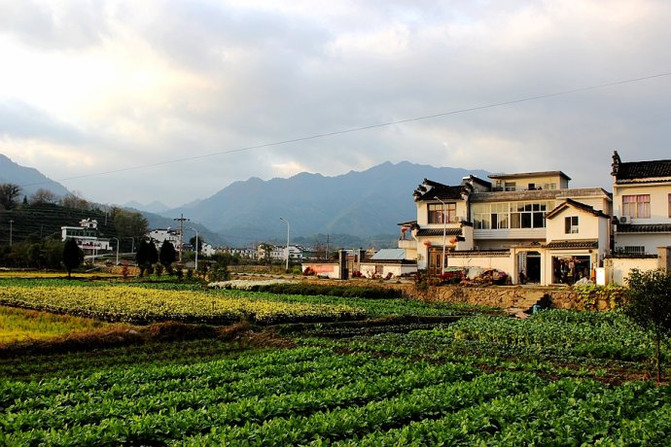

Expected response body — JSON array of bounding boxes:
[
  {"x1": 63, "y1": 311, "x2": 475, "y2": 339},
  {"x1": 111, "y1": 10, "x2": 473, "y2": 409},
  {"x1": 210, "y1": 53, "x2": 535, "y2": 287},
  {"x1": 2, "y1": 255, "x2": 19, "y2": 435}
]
[
  {"x1": 471, "y1": 187, "x2": 610, "y2": 203},
  {"x1": 543, "y1": 239, "x2": 599, "y2": 248},
  {"x1": 449, "y1": 250, "x2": 510, "y2": 257},
  {"x1": 616, "y1": 160, "x2": 671, "y2": 181},
  {"x1": 488, "y1": 170, "x2": 571, "y2": 181},
  {"x1": 544, "y1": 240, "x2": 598, "y2": 249},
  {"x1": 415, "y1": 228, "x2": 462, "y2": 237},
  {"x1": 617, "y1": 224, "x2": 671, "y2": 233},
  {"x1": 413, "y1": 179, "x2": 470, "y2": 201},
  {"x1": 545, "y1": 198, "x2": 609, "y2": 219}
]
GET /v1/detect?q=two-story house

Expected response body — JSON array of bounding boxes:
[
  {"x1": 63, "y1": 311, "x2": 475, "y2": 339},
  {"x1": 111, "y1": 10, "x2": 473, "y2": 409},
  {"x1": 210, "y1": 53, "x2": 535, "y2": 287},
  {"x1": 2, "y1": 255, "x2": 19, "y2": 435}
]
[
  {"x1": 408, "y1": 171, "x2": 612, "y2": 285},
  {"x1": 611, "y1": 151, "x2": 671, "y2": 255},
  {"x1": 61, "y1": 218, "x2": 111, "y2": 254}
]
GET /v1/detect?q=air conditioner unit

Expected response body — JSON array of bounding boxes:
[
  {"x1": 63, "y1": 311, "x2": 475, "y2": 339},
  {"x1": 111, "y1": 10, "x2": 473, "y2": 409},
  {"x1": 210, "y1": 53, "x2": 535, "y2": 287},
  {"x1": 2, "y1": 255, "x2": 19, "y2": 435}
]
[{"x1": 619, "y1": 216, "x2": 629, "y2": 223}]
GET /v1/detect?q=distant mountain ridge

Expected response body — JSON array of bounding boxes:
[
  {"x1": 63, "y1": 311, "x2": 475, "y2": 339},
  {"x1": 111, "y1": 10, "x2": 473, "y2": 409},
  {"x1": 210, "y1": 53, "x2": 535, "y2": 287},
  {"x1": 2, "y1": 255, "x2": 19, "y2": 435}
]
[
  {"x1": 0, "y1": 154, "x2": 70, "y2": 198},
  {"x1": 165, "y1": 161, "x2": 490, "y2": 245}
]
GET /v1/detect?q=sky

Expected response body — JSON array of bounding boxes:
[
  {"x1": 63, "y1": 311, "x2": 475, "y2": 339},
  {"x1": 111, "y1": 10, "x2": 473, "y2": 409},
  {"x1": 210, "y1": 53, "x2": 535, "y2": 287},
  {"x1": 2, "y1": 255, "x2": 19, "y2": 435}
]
[{"x1": 1, "y1": 0, "x2": 670, "y2": 208}]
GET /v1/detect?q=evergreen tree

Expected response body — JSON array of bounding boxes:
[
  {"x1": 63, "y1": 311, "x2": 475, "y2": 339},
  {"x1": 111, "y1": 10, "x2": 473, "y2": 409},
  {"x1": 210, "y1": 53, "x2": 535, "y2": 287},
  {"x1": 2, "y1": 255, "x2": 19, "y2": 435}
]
[
  {"x1": 159, "y1": 240, "x2": 177, "y2": 274},
  {"x1": 136, "y1": 239, "x2": 156, "y2": 277},
  {"x1": 624, "y1": 269, "x2": 671, "y2": 381},
  {"x1": 62, "y1": 238, "x2": 83, "y2": 278}
]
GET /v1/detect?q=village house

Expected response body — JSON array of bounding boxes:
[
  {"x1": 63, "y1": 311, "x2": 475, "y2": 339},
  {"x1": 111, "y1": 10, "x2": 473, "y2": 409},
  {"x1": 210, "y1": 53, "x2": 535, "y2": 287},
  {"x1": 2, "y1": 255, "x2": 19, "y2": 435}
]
[
  {"x1": 611, "y1": 151, "x2": 671, "y2": 255},
  {"x1": 399, "y1": 152, "x2": 671, "y2": 285},
  {"x1": 257, "y1": 243, "x2": 304, "y2": 263},
  {"x1": 147, "y1": 228, "x2": 180, "y2": 249},
  {"x1": 61, "y1": 218, "x2": 111, "y2": 255},
  {"x1": 404, "y1": 170, "x2": 612, "y2": 285}
]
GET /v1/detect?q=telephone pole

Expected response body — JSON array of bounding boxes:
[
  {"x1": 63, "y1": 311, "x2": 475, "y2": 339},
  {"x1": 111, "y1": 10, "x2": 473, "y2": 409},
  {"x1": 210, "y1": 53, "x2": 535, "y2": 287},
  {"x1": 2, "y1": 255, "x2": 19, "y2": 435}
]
[{"x1": 173, "y1": 214, "x2": 190, "y2": 263}]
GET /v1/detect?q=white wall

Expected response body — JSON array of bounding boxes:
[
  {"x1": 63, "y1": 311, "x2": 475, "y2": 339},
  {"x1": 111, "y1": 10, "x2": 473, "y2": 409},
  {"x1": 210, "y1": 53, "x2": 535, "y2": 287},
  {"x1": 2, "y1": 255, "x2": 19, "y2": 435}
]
[
  {"x1": 613, "y1": 183, "x2": 671, "y2": 224},
  {"x1": 605, "y1": 257, "x2": 659, "y2": 285},
  {"x1": 447, "y1": 254, "x2": 513, "y2": 277},
  {"x1": 616, "y1": 233, "x2": 671, "y2": 256},
  {"x1": 359, "y1": 263, "x2": 417, "y2": 278}
]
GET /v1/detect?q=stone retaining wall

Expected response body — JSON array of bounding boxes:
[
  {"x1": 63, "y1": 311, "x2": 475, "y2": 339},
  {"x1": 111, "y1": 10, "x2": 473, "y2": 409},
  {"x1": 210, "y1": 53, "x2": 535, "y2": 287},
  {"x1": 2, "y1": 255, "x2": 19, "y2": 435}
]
[{"x1": 411, "y1": 285, "x2": 618, "y2": 311}]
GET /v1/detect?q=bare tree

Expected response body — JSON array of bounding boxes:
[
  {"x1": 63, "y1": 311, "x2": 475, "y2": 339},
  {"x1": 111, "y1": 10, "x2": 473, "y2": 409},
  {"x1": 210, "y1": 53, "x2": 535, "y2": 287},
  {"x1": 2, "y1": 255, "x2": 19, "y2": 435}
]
[
  {"x1": 60, "y1": 192, "x2": 91, "y2": 210},
  {"x1": 30, "y1": 188, "x2": 58, "y2": 205},
  {"x1": 0, "y1": 183, "x2": 21, "y2": 210}
]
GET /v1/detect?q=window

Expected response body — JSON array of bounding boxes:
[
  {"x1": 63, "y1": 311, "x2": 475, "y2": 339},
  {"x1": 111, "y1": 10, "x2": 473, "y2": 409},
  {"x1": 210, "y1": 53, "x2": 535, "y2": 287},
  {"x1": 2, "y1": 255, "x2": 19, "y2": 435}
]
[
  {"x1": 428, "y1": 202, "x2": 456, "y2": 224},
  {"x1": 668, "y1": 194, "x2": 671, "y2": 218},
  {"x1": 565, "y1": 216, "x2": 579, "y2": 234},
  {"x1": 622, "y1": 194, "x2": 650, "y2": 218},
  {"x1": 472, "y1": 201, "x2": 554, "y2": 230},
  {"x1": 621, "y1": 246, "x2": 645, "y2": 255},
  {"x1": 504, "y1": 182, "x2": 516, "y2": 191}
]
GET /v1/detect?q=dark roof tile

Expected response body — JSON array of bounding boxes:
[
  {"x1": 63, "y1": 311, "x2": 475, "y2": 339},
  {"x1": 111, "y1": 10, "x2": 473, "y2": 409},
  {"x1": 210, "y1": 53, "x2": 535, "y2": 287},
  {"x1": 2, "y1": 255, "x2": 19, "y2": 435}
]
[
  {"x1": 616, "y1": 160, "x2": 671, "y2": 181},
  {"x1": 616, "y1": 224, "x2": 671, "y2": 233},
  {"x1": 543, "y1": 240, "x2": 598, "y2": 249}
]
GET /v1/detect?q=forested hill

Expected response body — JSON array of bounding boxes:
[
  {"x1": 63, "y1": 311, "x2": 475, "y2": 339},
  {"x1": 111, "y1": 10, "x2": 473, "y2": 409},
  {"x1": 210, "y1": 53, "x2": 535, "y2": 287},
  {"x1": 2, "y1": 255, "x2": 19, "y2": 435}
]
[{"x1": 0, "y1": 203, "x2": 146, "y2": 252}]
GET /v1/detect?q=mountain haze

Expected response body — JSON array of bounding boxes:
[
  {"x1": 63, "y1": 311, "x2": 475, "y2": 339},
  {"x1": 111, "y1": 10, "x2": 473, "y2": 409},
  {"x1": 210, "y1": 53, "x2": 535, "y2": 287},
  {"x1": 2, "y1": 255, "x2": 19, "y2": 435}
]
[
  {"x1": 0, "y1": 154, "x2": 70, "y2": 198},
  {"x1": 165, "y1": 161, "x2": 490, "y2": 244}
]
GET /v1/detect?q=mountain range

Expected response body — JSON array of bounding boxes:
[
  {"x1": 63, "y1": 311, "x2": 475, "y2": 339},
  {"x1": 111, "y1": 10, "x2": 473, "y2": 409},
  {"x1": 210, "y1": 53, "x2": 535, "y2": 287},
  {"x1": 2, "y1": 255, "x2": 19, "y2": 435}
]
[
  {"x1": 2, "y1": 154, "x2": 489, "y2": 247},
  {"x1": 161, "y1": 161, "x2": 489, "y2": 246},
  {"x1": 0, "y1": 154, "x2": 70, "y2": 199}
]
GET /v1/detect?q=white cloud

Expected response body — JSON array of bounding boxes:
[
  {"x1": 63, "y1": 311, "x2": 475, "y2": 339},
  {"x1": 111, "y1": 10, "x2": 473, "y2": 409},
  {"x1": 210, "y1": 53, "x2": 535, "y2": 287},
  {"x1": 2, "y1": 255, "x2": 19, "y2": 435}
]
[{"x1": 0, "y1": 0, "x2": 670, "y2": 207}]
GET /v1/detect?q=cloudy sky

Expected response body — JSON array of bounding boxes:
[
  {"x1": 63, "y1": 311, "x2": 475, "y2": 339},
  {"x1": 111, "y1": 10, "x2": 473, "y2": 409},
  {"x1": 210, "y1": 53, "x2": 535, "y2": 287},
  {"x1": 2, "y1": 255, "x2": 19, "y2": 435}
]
[{"x1": 1, "y1": 0, "x2": 670, "y2": 207}]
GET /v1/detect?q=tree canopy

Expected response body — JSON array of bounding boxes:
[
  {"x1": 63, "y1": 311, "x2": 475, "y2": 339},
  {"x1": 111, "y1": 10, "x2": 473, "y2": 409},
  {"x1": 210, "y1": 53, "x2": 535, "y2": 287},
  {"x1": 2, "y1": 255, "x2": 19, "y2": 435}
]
[
  {"x1": 0, "y1": 183, "x2": 21, "y2": 210},
  {"x1": 159, "y1": 240, "x2": 177, "y2": 270},
  {"x1": 624, "y1": 268, "x2": 671, "y2": 381},
  {"x1": 62, "y1": 238, "x2": 83, "y2": 278}
]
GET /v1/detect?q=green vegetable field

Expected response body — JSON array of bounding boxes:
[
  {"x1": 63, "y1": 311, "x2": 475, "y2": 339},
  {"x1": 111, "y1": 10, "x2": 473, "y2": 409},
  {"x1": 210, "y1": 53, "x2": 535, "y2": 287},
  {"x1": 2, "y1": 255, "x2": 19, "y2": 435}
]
[{"x1": 1, "y1": 279, "x2": 671, "y2": 445}]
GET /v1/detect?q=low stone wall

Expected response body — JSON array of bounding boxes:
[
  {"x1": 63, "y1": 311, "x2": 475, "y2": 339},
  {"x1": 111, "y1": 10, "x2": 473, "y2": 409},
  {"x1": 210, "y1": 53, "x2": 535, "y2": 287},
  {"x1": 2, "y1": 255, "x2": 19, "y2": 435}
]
[{"x1": 414, "y1": 285, "x2": 619, "y2": 311}]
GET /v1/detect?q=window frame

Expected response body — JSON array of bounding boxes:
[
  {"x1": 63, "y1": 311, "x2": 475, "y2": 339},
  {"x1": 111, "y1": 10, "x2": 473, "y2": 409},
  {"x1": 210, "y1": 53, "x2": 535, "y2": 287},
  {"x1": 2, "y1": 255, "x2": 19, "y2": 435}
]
[
  {"x1": 564, "y1": 216, "x2": 579, "y2": 234},
  {"x1": 622, "y1": 194, "x2": 651, "y2": 219},
  {"x1": 428, "y1": 202, "x2": 457, "y2": 224}
]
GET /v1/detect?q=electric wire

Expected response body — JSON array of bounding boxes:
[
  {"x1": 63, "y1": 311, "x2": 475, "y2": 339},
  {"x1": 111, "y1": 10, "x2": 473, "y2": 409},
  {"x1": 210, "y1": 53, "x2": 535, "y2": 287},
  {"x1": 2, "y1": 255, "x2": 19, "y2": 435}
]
[{"x1": 18, "y1": 70, "x2": 671, "y2": 188}]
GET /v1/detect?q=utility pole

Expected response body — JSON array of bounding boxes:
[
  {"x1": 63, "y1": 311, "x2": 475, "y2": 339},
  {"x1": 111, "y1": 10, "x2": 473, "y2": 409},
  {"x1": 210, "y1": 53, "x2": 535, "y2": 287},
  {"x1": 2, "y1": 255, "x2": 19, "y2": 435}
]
[
  {"x1": 173, "y1": 214, "x2": 190, "y2": 263},
  {"x1": 279, "y1": 217, "x2": 290, "y2": 271},
  {"x1": 9, "y1": 220, "x2": 14, "y2": 246}
]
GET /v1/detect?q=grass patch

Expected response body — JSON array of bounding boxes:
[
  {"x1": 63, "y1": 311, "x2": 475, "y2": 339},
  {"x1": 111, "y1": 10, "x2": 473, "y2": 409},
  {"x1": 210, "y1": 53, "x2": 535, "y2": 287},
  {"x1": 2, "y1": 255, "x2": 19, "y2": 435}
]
[{"x1": 0, "y1": 305, "x2": 130, "y2": 344}]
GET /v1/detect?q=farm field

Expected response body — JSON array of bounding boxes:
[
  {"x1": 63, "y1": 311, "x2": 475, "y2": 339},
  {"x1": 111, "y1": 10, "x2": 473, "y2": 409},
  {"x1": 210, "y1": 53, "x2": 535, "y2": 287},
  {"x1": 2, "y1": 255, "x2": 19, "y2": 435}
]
[
  {"x1": 1, "y1": 277, "x2": 671, "y2": 445},
  {"x1": 0, "y1": 306, "x2": 132, "y2": 344}
]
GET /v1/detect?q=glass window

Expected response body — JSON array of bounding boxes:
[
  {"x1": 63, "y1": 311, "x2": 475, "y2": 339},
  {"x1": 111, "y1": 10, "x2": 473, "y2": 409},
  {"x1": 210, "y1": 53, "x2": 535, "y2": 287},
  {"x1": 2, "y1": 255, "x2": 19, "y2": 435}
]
[
  {"x1": 428, "y1": 202, "x2": 457, "y2": 224},
  {"x1": 565, "y1": 216, "x2": 579, "y2": 234},
  {"x1": 622, "y1": 194, "x2": 650, "y2": 218}
]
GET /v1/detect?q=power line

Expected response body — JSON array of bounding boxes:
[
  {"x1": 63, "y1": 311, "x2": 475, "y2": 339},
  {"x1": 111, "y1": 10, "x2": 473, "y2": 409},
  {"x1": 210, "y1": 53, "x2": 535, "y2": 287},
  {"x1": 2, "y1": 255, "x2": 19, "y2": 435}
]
[{"x1": 20, "y1": 70, "x2": 671, "y2": 188}]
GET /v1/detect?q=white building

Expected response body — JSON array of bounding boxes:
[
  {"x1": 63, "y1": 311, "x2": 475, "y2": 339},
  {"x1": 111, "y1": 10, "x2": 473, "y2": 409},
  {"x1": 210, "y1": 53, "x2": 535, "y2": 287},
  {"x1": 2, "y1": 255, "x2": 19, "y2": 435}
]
[
  {"x1": 611, "y1": 151, "x2": 671, "y2": 255},
  {"x1": 257, "y1": 244, "x2": 304, "y2": 262},
  {"x1": 406, "y1": 171, "x2": 612, "y2": 285},
  {"x1": 147, "y1": 228, "x2": 180, "y2": 249},
  {"x1": 61, "y1": 218, "x2": 111, "y2": 254}
]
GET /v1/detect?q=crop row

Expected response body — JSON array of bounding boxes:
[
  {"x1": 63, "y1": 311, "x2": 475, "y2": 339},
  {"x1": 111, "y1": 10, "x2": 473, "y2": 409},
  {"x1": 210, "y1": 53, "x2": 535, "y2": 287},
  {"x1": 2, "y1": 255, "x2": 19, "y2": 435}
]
[
  {"x1": 0, "y1": 338, "x2": 243, "y2": 382},
  {"x1": 432, "y1": 310, "x2": 662, "y2": 362},
  {"x1": 2, "y1": 349, "x2": 479, "y2": 446},
  {"x1": 2, "y1": 351, "x2": 424, "y2": 418},
  {"x1": 330, "y1": 378, "x2": 671, "y2": 446},
  {"x1": 0, "y1": 285, "x2": 364, "y2": 324},
  {"x1": 1, "y1": 347, "x2": 348, "y2": 407},
  {"x1": 176, "y1": 371, "x2": 544, "y2": 446}
]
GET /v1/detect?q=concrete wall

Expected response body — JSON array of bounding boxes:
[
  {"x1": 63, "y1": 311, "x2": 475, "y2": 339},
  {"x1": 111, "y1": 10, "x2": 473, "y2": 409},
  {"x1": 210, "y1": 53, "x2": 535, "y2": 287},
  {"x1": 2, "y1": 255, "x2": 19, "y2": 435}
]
[
  {"x1": 447, "y1": 253, "x2": 513, "y2": 276},
  {"x1": 615, "y1": 233, "x2": 671, "y2": 256},
  {"x1": 302, "y1": 262, "x2": 341, "y2": 279},
  {"x1": 613, "y1": 182, "x2": 671, "y2": 224},
  {"x1": 604, "y1": 256, "x2": 659, "y2": 285},
  {"x1": 359, "y1": 262, "x2": 417, "y2": 278}
]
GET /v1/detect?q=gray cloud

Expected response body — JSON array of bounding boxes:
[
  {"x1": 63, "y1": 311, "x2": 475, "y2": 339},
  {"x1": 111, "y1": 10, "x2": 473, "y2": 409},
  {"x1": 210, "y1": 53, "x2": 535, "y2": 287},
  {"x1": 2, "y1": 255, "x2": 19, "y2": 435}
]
[{"x1": 1, "y1": 0, "x2": 670, "y2": 207}]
